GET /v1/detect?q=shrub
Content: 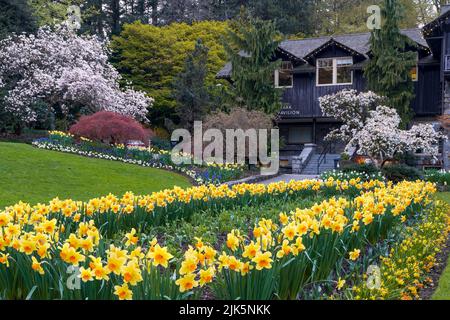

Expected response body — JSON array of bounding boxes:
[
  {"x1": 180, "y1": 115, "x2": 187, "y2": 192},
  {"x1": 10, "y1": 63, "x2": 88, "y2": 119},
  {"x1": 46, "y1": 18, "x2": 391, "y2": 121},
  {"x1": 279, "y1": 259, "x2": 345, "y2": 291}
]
[
  {"x1": 69, "y1": 111, "x2": 151, "y2": 146},
  {"x1": 321, "y1": 169, "x2": 384, "y2": 182},
  {"x1": 151, "y1": 136, "x2": 172, "y2": 151},
  {"x1": 424, "y1": 170, "x2": 450, "y2": 186},
  {"x1": 341, "y1": 163, "x2": 380, "y2": 175},
  {"x1": 203, "y1": 107, "x2": 273, "y2": 159},
  {"x1": 152, "y1": 126, "x2": 170, "y2": 140},
  {"x1": 381, "y1": 164, "x2": 423, "y2": 182}
]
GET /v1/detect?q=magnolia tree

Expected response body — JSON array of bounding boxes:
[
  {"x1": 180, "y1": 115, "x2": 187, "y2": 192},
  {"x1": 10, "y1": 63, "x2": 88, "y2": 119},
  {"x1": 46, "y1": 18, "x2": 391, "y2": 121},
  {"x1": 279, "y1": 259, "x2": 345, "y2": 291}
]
[
  {"x1": 0, "y1": 25, "x2": 152, "y2": 127},
  {"x1": 319, "y1": 89, "x2": 443, "y2": 167}
]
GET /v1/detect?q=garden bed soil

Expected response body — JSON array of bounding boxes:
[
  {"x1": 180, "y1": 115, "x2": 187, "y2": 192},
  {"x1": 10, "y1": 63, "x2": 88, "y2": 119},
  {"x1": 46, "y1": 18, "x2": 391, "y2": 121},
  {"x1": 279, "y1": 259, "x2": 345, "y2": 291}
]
[{"x1": 420, "y1": 235, "x2": 450, "y2": 300}]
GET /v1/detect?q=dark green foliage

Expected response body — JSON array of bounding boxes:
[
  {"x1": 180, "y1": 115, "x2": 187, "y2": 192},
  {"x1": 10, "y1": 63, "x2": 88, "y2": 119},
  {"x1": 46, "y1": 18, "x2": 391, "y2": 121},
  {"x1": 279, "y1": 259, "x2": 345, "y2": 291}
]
[
  {"x1": 111, "y1": 21, "x2": 229, "y2": 127},
  {"x1": 342, "y1": 163, "x2": 381, "y2": 175},
  {"x1": 381, "y1": 164, "x2": 423, "y2": 182},
  {"x1": 0, "y1": 0, "x2": 36, "y2": 39},
  {"x1": 224, "y1": 11, "x2": 282, "y2": 114},
  {"x1": 173, "y1": 39, "x2": 211, "y2": 131},
  {"x1": 249, "y1": 0, "x2": 315, "y2": 36},
  {"x1": 364, "y1": 0, "x2": 417, "y2": 126},
  {"x1": 150, "y1": 136, "x2": 172, "y2": 150},
  {"x1": 424, "y1": 170, "x2": 450, "y2": 188}
]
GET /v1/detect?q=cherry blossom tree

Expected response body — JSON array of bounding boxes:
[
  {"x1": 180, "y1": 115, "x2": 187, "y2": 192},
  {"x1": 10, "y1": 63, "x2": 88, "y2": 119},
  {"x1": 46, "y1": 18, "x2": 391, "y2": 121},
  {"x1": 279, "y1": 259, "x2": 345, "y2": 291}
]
[
  {"x1": 0, "y1": 24, "x2": 153, "y2": 129},
  {"x1": 319, "y1": 90, "x2": 443, "y2": 167}
]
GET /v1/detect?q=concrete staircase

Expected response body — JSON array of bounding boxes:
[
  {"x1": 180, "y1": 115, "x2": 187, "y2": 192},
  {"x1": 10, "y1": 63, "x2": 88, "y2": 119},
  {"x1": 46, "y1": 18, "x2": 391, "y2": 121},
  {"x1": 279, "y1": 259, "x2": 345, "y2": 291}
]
[{"x1": 301, "y1": 154, "x2": 341, "y2": 175}]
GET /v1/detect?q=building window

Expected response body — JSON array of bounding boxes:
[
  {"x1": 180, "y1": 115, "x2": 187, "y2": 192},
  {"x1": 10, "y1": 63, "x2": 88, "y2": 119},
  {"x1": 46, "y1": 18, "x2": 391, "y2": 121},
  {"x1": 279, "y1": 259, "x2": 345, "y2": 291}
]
[
  {"x1": 410, "y1": 53, "x2": 418, "y2": 82},
  {"x1": 288, "y1": 126, "x2": 313, "y2": 144},
  {"x1": 275, "y1": 61, "x2": 293, "y2": 88},
  {"x1": 317, "y1": 57, "x2": 353, "y2": 86}
]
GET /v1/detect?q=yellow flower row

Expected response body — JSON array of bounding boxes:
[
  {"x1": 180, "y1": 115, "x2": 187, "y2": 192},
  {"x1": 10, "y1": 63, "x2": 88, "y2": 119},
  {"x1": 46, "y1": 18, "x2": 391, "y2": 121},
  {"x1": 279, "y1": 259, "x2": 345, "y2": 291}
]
[
  {"x1": 1, "y1": 178, "x2": 388, "y2": 226},
  {"x1": 174, "y1": 181, "x2": 436, "y2": 295},
  {"x1": 349, "y1": 201, "x2": 450, "y2": 300},
  {"x1": 0, "y1": 180, "x2": 437, "y2": 300}
]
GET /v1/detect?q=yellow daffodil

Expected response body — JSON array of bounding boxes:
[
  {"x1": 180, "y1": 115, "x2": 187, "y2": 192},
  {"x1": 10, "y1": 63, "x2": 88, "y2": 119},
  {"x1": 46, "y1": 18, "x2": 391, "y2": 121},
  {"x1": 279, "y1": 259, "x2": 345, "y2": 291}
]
[
  {"x1": 176, "y1": 273, "x2": 199, "y2": 292},
  {"x1": 147, "y1": 244, "x2": 173, "y2": 268},
  {"x1": 114, "y1": 283, "x2": 133, "y2": 300},
  {"x1": 349, "y1": 249, "x2": 361, "y2": 261},
  {"x1": 252, "y1": 251, "x2": 273, "y2": 270}
]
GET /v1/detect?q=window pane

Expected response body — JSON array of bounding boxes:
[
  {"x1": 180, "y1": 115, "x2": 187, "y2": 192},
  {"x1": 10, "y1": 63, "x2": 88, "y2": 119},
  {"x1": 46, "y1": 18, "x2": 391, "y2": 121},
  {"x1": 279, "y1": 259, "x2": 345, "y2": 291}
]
[
  {"x1": 318, "y1": 66, "x2": 333, "y2": 85},
  {"x1": 278, "y1": 69, "x2": 293, "y2": 87},
  {"x1": 410, "y1": 66, "x2": 418, "y2": 81},
  {"x1": 289, "y1": 127, "x2": 313, "y2": 144},
  {"x1": 336, "y1": 58, "x2": 352, "y2": 66},
  {"x1": 318, "y1": 59, "x2": 332, "y2": 68},
  {"x1": 336, "y1": 66, "x2": 352, "y2": 84}
]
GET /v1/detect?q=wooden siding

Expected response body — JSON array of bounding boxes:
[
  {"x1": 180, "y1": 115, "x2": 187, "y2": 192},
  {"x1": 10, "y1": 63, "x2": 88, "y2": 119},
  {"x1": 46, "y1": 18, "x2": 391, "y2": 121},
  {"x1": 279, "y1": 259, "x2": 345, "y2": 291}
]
[
  {"x1": 280, "y1": 70, "x2": 365, "y2": 118},
  {"x1": 280, "y1": 66, "x2": 441, "y2": 119},
  {"x1": 412, "y1": 64, "x2": 441, "y2": 115}
]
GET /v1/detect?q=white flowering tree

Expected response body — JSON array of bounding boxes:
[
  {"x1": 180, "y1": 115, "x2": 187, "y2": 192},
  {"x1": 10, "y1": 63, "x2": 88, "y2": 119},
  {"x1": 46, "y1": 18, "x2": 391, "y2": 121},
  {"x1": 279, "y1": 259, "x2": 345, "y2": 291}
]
[
  {"x1": 0, "y1": 25, "x2": 153, "y2": 129},
  {"x1": 318, "y1": 89, "x2": 385, "y2": 143},
  {"x1": 319, "y1": 90, "x2": 443, "y2": 167}
]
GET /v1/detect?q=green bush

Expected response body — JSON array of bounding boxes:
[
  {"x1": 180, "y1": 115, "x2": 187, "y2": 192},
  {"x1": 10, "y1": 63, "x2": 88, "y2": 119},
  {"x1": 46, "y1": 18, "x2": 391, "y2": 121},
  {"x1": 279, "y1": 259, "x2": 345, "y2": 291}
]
[
  {"x1": 151, "y1": 136, "x2": 172, "y2": 151},
  {"x1": 321, "y1": 169, "x2": 384, "y2": 182},
  {"x1": 424, "y1": 170, "x2": 450, "y2": 186},
  {"x1": 341, "y1": 163, "x2": 380, "y2": 175},
  {"x1": 381, "y1": 164, "x2": 423, "y2": 182}
]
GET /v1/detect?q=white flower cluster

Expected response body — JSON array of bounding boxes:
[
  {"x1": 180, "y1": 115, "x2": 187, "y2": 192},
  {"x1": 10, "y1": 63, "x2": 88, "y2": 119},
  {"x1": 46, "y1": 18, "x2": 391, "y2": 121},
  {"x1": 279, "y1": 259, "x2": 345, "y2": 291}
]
[
  {"x1": 319, "y1": 90, "x2": 444, "y2": 165},
  {"x1": 0, "y1": 25, "x2": 153, "y2": 123},
  {"x1": 32, "y1": 140, "x2": 205, "y2": 185},
  {"x1": 351, "y1": 106, "x2": 443, "y2": 163},
  {"x1": 320, "y1": 169, "x2": 385, "y2": 182},
  {"x1": 319, "y1": 89, "x2": 384, "y2": 142}
]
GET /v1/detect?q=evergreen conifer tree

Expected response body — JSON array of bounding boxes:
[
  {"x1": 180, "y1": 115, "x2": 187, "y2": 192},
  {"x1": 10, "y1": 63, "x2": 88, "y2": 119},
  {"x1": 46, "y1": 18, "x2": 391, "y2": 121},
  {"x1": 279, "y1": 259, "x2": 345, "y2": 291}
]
[
  {"x1": 173, "y1": 38, "x2": 211, "y2": 131},
  {"x1": 364, "y1": 0, "x2": 417, "y2": 126},
  {"x1": 224, "y1": 9, "x2": 281, "y2": 114},
  {"x1": 0, "y1": 0, "x2": 36, "y2": 39}
]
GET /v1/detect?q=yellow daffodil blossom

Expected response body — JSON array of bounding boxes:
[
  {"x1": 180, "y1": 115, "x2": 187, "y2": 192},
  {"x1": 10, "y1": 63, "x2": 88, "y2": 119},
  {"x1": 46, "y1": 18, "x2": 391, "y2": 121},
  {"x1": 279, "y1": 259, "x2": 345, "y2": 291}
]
[
  {"x1": 252, "y1": 251, "x2": 273, "y2": 270},
  {"x1": 349, "y1": 249, "x2": 361, "y2": 261},
  {"x1": 147, "y1": 244, "x2": 173, "y2": 268},
  {"x1": 176, "y1": 273, "x2": 199, "y2": 292},
  {"x1": 337, "y1": 278, "x2": 346, "y2": 290},
  {"x1": 114, "y1": 283, "x2": 133, "y2": 300}
]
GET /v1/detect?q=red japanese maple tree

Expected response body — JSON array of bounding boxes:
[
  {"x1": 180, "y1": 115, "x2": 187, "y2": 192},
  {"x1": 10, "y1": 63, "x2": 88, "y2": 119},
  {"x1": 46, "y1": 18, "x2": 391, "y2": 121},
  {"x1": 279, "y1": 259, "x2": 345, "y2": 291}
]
[{"x1": 69, "y1": 111, "x2": 152, "y2": 146}]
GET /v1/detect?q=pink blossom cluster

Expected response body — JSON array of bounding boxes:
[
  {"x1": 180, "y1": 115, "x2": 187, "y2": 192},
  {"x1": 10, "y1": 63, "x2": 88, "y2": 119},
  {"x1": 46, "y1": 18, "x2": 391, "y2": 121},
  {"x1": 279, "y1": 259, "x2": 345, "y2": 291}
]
[{"x1": 0, "y1": 25, "x2": 153, "y2": 123}]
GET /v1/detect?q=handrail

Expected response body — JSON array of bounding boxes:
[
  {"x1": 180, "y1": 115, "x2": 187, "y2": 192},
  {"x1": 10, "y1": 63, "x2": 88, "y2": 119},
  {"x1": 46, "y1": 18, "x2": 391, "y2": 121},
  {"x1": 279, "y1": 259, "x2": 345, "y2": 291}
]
[{"x1": 317, "y1": 141, "x2": 333, "y2": 174}]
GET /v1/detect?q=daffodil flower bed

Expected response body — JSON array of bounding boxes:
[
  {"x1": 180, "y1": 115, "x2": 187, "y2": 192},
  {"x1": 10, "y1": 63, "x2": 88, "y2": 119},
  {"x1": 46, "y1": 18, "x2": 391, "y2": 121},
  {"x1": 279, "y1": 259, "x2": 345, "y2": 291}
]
[
  {"x1": 0, "y1": 179, "x2": 446, "y2": 300},
  {"x1": 32, "y1": 131, "x2": 246, "y2": 185},
  {"x1": 1, "y1": 178, "x2": 383, "y2": 237},
  {"x1": 339, "y1": 200, "x2": 450, "y2": 300}
]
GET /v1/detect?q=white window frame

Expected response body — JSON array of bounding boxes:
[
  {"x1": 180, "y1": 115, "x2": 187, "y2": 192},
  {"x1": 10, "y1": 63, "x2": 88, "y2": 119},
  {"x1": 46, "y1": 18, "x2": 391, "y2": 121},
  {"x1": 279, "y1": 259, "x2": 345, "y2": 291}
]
[
  {"x1": 316, "y1": 57, "x2": 353, "y2": 87},
  {"x1": 275, "y1": 61, "x2": 294, "y2": 88}
]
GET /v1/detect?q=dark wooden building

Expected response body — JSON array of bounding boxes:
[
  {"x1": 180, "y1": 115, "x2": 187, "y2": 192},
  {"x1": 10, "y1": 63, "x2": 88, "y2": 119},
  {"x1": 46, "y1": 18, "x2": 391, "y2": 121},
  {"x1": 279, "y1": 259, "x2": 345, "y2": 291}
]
[{"x1": 218, "y1": 7, "x2": 450, "y2": 172}]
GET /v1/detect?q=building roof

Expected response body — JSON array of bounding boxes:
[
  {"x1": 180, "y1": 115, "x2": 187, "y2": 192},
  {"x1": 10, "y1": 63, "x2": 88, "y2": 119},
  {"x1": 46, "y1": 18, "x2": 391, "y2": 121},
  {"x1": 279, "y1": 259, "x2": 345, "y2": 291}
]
[
  {"x1": 279, "y1": 28, "x2": 427, "y2": 59},
  {"x1": 217, "y1": 28, "x2": 428, "y2": 78}
]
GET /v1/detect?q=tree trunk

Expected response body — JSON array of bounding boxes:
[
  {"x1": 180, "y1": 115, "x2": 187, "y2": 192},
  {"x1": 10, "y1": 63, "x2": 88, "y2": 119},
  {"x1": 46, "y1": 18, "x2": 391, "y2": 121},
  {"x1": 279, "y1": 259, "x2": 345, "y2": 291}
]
[
  {"x1": 150, "y1": 0, "x2": 158, "y2": 25},
  {"x1": 111, "y1": 0, "x2": 121, "y2": 35},
  {"x1": 137, "y1": 0, "x2": 147, "y2": 23},
  {"x1": 97, "y1": 0, "x2": 104, "y2": 37}
]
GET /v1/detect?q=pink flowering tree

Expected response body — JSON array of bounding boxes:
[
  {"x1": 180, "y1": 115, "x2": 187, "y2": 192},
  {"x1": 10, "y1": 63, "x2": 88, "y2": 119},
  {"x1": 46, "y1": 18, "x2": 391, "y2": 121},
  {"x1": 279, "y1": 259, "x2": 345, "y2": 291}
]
[
  {"x1": 0, "y1": 25, "x2": 153, "y2": 130},
  {"x1": 319, "y1": 90, "x2": 443, "y2": 167}
]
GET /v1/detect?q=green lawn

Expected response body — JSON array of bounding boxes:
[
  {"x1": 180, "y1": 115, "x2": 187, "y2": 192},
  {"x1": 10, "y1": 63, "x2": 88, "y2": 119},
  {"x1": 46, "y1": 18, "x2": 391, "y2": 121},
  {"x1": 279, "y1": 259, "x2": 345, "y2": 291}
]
[
  {"x1": 0, "y1": 142, "x2": 191, "y2": 208},
  {"x1": 432, "y1": 192, "x2": 450, "y2": 300}
]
